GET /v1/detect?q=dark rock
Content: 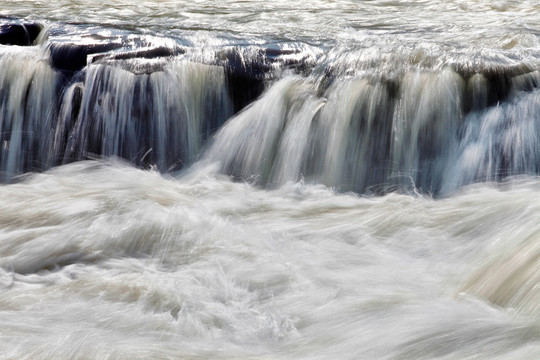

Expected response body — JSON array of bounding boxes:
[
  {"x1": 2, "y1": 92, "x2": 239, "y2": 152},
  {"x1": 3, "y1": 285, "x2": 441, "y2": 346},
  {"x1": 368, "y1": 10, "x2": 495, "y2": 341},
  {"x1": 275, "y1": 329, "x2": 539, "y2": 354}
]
[
  {"x1": 90, "y1": 45, "x2": 185, "y2": 63},
  {"x1": 217, "y1": 46, "x2": 315, "y2": 113},
  {"x1": 454, "y1": 62, "x2": 539, "y2": 113},
  {"x1": 0, "y1": 22, "x2": 43, "y2": 46},
  {"x1": 226, "y1": 73, "x2": 266, "y2": 113},
  {"x1": 87, "y1": 46, "x2": 185, "y2": 75},
  {"x1": 48, "y1": 41, "x2": 123, "y2": 72}
]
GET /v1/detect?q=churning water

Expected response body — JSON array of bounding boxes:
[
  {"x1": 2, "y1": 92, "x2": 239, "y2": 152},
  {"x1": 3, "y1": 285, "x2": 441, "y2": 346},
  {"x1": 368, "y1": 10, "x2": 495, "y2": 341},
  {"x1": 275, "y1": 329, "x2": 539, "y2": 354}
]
[{"x1": 1, "y1": 1, "x2": 540, "y2": 359}]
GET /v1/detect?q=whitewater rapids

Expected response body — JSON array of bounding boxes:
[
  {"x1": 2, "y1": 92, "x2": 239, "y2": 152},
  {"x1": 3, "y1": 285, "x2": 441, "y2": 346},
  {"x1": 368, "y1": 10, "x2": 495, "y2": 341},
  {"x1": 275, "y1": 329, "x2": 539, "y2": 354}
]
[
  {"x1": 1, "y1": 0, "x2": 540, "y2": 358},
  {"x1": 0, "y1": 160, "x2": 539, "y2": 359}
]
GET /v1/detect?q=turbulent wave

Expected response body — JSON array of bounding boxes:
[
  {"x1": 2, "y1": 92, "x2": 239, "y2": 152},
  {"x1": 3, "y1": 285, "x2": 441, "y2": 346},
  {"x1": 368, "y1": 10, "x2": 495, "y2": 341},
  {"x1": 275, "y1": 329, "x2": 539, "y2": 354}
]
[{"x1": 0, "y1": 161, "x2": 540, "y2": 358}]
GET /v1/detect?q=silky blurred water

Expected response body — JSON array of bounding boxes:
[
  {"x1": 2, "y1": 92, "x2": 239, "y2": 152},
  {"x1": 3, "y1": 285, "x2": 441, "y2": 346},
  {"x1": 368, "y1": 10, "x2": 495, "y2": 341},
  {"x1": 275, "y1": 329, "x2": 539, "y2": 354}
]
[
  {"x1": 3, "y1": 0, "x2": 540, "y2": 66},
  {"x1": 1, "y1": 161, "x2": 540, "y2": 359},
  {"x1": 1, "y1": 1, "x2": 540, "y2": 359}
]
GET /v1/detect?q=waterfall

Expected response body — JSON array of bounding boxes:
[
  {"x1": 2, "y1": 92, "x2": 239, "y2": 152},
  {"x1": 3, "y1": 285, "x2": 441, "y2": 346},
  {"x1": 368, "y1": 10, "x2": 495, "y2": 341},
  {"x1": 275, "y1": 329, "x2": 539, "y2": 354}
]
[
  {"x1": 0, "y1": 47, "x2": 59, "y2": 180},
  {"x1": 59, "y1": 60, "x2": 232, "y2": 171},
  {"x1": 0, "y1": 19, "x2": 539, "y2": 194},
  {"x1": 204, "y1": 68, "x2": 540, "y2": 195},
  {"x1": 4, "y1": 3, "x2": 540, "y2": 359},
  {"x1": 0, "y1": 46, "x2": 233, "y2": 180}
]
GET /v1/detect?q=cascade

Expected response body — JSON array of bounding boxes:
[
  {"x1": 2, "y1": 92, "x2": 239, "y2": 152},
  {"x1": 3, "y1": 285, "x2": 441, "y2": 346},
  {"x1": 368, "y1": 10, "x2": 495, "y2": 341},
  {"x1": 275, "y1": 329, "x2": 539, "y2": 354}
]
[
  {"x1": 205, "y1": 68, "x2": 540, "y2": 195},
  {"x1": 0, "y1": 18, "x2": 539, "y2": 195},
  {"x1": 3, "y1": 3, "x2": 540, "y2": 358}
]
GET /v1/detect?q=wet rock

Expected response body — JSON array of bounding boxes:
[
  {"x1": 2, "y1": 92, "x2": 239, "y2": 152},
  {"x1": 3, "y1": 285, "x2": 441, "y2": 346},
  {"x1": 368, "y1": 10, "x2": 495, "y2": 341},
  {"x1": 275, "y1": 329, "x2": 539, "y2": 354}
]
[
  {"x1": 217, "y1": 46, "x2": 315, "y2": 112},
  {"x1": 90, "y1": 45, "x2": 185, "y2": 63},
  {"x1": 48, "y1": 42, "x2": 123, "y2": 72},
  {"x1": 0, "y1": 22, "x2": 43, "y2": 46},
  {"x1": 88, "y1": 46, "x2": 185, "y2": 75}
]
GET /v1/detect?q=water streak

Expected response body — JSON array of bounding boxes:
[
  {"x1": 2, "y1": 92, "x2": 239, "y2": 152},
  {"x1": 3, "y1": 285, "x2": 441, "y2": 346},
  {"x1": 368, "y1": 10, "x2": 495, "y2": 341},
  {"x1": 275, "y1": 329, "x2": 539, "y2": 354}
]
[
  {"x1": 1, "y1": 1, "x2": 540, "y2": 358},
  {"x1": 205, "y1": 69, "x2": 540, "y2": 195}
]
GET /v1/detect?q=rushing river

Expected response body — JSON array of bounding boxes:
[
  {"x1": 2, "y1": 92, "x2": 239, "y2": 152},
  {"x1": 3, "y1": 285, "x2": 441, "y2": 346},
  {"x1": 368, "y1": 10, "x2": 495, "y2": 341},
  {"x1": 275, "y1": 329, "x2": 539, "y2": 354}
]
[{"x1": 1, "y1": 1, "x2": 540, "y2": 359}]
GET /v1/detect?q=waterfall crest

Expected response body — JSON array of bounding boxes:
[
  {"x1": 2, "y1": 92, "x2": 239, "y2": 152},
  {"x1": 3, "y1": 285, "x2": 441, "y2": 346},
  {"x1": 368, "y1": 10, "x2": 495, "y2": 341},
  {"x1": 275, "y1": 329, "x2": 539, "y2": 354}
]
[{"x1": 1, "y1": 17, "x2": 540, "y2": 194}]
